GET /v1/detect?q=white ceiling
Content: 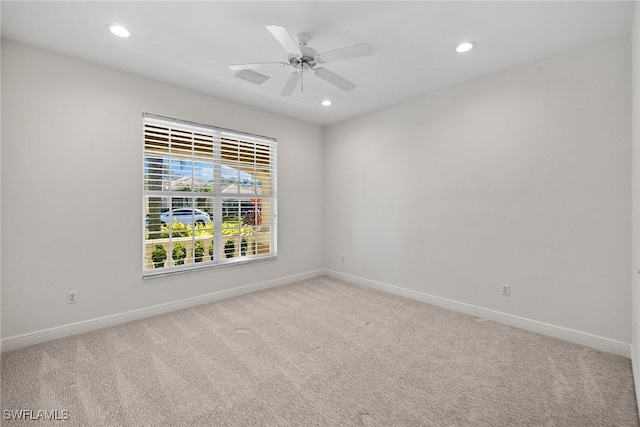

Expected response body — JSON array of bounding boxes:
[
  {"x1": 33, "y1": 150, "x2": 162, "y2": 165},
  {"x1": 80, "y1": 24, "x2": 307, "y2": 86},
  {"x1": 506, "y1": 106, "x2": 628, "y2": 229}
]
[{"x1": 1, "y1": 1, "x2": 634, "y2": 126}]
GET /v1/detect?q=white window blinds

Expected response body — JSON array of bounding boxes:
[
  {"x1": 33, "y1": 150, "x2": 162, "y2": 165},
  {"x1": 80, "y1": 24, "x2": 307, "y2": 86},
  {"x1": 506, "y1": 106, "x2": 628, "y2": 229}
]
[{"x1": 142, "y1": 113, "x2": 277, "y2": 277}]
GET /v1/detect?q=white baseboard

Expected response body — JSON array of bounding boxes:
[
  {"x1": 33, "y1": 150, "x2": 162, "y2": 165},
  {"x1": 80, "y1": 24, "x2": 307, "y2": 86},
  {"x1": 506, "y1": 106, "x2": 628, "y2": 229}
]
[
  {"x1": 1, "y1": 270, "x2": 324, "y2": 352},
  {"x1": 632, "y1": 343, "x2": 640, "y2": 418},
  {"x1": 325, "y1": 269, "x2": 631, "y2": 358}
]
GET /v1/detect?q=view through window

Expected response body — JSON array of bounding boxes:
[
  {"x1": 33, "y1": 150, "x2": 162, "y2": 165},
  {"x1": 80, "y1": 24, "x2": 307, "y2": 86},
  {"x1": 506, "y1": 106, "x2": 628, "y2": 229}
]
[{"x1": 143, "y1": 114, "x2": 277, "y2": 276}]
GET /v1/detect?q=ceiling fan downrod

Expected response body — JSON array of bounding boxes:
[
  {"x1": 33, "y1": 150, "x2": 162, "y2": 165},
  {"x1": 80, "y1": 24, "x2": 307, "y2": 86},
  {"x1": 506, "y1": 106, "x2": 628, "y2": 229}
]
[{"x1": 299, "y1": 64, "x2": 304, "y2": 92}]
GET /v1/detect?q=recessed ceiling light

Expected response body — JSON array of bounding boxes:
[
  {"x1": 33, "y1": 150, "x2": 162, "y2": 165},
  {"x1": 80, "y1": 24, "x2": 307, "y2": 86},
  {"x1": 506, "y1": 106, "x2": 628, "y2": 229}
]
[
  {"x1": 456, "y1": 41, "x2": 476, "y2": 53},
  {"x1": 107, "y1": 24, "x2": 130, "y2": 38},
  {"x1": 321, "y1": 100, "x2": 333, "y2": 106}
]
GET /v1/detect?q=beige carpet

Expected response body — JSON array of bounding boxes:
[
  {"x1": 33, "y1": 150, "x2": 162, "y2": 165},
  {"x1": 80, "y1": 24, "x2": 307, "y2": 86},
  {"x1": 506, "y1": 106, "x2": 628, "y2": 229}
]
[{"x1": 2, "y1": 276, "x2": 638, "y2": 426}]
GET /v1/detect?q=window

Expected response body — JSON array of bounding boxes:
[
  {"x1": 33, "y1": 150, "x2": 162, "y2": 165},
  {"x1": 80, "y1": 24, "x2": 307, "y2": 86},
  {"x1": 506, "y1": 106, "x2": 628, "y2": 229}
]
[{"x1": 143, "y1": 113, "x2": 277, "y2": 277}]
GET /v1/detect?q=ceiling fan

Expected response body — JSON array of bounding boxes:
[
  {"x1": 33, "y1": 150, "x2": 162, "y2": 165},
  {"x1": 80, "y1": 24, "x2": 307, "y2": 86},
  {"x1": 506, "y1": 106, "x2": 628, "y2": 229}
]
[{"x1": 230, "y1": 25, "x2": 373, "y2": 96}]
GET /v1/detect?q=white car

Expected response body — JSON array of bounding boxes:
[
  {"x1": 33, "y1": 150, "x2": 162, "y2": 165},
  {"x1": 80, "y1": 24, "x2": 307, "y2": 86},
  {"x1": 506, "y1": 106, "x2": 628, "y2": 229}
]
[{"x1": 160, "y1": 208, "x2": 211, "y2": 226}]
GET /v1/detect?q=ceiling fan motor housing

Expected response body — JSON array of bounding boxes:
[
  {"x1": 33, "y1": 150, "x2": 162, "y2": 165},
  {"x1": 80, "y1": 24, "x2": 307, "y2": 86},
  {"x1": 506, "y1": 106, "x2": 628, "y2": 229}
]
[{"x1": 289, "y1": 45, "x2": 318, "y2": 70}]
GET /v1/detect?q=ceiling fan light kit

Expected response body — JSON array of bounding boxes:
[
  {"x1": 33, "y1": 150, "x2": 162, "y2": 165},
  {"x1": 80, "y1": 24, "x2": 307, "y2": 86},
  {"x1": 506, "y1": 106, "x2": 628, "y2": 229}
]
[{"x1": 230, "y1": 25, "x2": 372, "y2": 96}]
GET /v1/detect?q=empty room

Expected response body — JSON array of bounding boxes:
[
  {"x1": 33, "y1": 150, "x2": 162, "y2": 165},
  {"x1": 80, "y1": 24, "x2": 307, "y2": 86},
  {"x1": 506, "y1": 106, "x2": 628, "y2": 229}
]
[{"x1": 2, "y1": 1, "x2": 640, "y2": 425}]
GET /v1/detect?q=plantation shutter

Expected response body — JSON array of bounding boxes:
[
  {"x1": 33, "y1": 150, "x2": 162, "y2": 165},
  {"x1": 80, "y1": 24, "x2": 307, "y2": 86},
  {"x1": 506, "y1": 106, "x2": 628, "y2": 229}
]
[{"x1": 142, "y1": 113, "x2": 277, "y2": 277}]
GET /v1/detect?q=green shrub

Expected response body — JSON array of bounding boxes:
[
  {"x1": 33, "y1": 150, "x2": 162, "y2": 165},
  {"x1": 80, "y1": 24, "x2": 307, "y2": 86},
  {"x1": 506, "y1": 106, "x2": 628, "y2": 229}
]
[
  {"x1": 152, "y1": 244, "x2": 167, "y2": 268},
  {"x1": 194, "y1": 241, "x2": 205, "y2": 263},
  {"x1": 160, "y1": 221, "x2": 193, "y2": 238},
  {"x1": 146, "y1": 219, "x2": 256, "y2": 267},
  {"x1": 222, "y1": 222, "x2": 253, "y2": 235},
  {"x1": 172, "y1": 242, "x2": 187, "y2": 265},
  {"x1": 157, "y1": 220, "x2": 252, "y2": 239},
  {"x1": 224, "y1": 240, "x2": 235, "y2": 258}
]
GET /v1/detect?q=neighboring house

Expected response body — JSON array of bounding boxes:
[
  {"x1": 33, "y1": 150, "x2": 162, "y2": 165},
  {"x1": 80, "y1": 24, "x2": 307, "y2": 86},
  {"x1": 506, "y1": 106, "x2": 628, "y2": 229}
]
[
  {"x1": 166, "y1": 176, "x2": 211, "y2": 210},
  {"x1": 146, "y1": 176, "x2": 263, "y2": 218}
]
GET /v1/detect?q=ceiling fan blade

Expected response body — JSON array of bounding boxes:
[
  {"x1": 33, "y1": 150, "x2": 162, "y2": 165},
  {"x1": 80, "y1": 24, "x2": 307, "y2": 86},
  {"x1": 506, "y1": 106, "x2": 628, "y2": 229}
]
[
  {"x1": 281, "y1": 72, "x2": 301, "y2": 96},
  {"x1": 314, "y1": 68, "x2": 356, "y2": 92},
  {"x1": 266, "y1": 25, "x2": 302, "y2": 55},
  {"x1": 316, "y1": 43, "x2": 373, "y2": 63},
  {"x1": 229, "y1": 62, "x2": 288, "y2": 71}
]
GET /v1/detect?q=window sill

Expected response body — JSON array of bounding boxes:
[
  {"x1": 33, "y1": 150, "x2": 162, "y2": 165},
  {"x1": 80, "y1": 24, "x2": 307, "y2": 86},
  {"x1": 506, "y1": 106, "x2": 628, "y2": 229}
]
[{"x1": 142, "y1": 254, "x2": 277, "y2": 279}]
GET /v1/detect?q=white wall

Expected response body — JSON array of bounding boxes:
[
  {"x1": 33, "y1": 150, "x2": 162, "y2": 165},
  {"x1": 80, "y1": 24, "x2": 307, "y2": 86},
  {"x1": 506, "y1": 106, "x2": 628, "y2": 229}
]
[
  {"x1": 631, "y1": 0, "x2": 640, "y2": 389},
  {"x1": 0, "y1": 40, "x2": 324, "y2": 339},
  {"x1": 325, "y1": 36, "x2": 631, "y2": 343},
  {"x1": 0, "y1": 30, "x2": 3, "y2": 353},
  {"x1": 1, "y1": 34, "x2": 634, "y2": 351}
]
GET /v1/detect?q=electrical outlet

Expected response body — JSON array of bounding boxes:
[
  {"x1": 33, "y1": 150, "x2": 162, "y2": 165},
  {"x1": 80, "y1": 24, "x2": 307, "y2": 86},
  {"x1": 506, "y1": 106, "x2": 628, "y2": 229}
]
[
  {"x1": 67, "y1": 291, "x2": 78, "y2": 304},
  {"x1": 501, "y1": 285, "x2": 511, "y2": 297}
]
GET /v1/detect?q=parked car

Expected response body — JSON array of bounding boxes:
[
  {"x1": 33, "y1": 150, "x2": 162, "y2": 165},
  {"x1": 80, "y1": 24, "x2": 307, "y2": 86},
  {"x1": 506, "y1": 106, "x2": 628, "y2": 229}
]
[{"x1": 160, "y1": 208, "x2": 211, "y2": 226}]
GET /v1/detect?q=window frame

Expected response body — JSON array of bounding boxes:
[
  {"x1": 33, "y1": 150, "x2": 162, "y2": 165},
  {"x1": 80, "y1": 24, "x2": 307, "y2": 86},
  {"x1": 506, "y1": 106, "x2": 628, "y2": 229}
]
[{"x1": 142, "y1": 113, "x2": 277, "y2": 278}]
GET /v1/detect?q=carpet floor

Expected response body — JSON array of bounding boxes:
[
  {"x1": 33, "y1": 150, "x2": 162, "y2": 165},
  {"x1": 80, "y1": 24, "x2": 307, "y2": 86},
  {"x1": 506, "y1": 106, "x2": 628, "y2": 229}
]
[{"x1": 1, "y1": 276, "x2": 638, "y2": 426}]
